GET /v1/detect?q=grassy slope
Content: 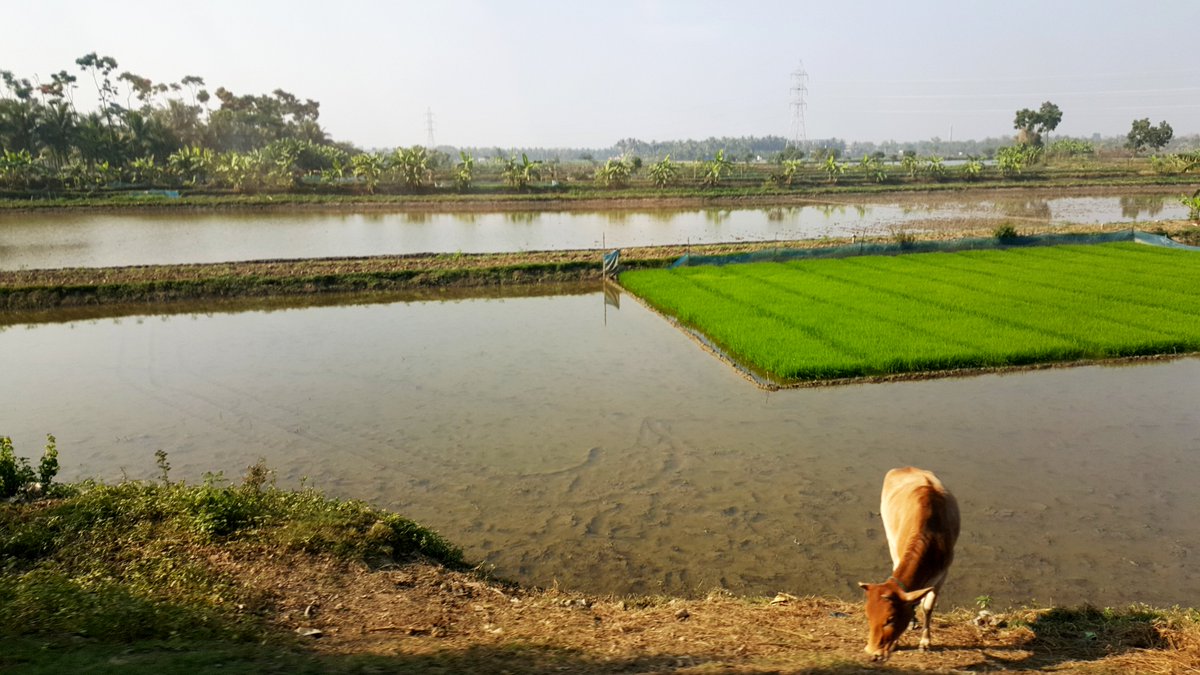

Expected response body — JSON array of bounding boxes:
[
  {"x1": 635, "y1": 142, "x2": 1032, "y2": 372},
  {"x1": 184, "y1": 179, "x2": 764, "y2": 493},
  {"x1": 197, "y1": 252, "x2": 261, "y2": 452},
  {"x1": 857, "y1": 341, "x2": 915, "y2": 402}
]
[{"x1": 620, "y1": 243, "x2": 1200, "y2": 385}]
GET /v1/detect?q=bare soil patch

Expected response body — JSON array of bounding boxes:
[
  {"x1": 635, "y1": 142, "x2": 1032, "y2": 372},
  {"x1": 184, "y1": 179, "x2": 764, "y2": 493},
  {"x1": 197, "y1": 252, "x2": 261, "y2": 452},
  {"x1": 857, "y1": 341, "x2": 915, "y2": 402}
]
[{"x1": 215, "y1": 549, "x2": 1200, "y2": 673}]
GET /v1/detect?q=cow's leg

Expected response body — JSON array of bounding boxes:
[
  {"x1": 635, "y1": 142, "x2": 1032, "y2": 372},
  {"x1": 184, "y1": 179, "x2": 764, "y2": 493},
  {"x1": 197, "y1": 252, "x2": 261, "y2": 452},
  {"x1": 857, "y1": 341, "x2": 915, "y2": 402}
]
[{"x1": 918, "y1": 590, "x2": 938, "y2": 650}]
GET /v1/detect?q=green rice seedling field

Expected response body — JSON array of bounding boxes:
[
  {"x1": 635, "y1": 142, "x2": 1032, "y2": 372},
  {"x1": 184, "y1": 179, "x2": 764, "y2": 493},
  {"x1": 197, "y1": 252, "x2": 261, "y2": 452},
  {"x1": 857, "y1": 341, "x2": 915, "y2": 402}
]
[{"x1": 618, "y1": 243, "x2": 1200, "y2": 384}]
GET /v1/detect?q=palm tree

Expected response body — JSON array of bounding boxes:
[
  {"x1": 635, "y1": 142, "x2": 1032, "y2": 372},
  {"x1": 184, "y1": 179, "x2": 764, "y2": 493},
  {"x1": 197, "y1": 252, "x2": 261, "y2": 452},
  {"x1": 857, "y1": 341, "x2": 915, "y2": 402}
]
[
  {"x1": 0, "y1": 98, "x2": 41, "y2": 155},
  {"x1": 38, "y1": 100, "x2": 77, "y2": 169}
]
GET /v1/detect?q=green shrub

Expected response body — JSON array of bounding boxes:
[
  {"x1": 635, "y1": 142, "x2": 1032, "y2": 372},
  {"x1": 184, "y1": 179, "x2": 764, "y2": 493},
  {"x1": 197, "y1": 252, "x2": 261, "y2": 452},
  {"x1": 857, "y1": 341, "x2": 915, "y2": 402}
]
[
  {"x1": 0, "y1": 434, "x2": 59, "y2": 499},
  {"x1": 1182, "y1": 191, "x2": 1200, "y2": 221},
  {"x1": 0, "y1": 452, "x2": 466, "y2": 645},
  {"x1": 993, "y1": 224, "x2": 1021, "y2": 241}
]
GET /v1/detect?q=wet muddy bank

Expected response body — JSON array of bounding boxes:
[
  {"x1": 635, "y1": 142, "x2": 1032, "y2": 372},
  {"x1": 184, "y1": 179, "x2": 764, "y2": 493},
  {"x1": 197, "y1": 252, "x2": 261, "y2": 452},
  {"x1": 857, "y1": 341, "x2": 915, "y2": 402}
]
[
  {"x1": 3, "y1": 221, "x2": 1197, "y2": 310},
  {"x1": 0, "y1": 181, "x2": 1194, "y2": 215}
]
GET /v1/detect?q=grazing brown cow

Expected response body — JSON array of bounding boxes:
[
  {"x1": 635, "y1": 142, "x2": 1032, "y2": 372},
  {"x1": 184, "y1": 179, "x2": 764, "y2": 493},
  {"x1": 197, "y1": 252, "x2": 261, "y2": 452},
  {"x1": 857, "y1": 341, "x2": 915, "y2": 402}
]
[{"x1": 858, "y1": 467, "x2": 960, "y2": 662}]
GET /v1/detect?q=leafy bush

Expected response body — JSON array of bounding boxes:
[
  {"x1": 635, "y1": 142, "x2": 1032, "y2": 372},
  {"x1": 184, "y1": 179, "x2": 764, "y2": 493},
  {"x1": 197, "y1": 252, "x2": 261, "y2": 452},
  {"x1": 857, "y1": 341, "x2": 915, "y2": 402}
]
[
  {"x1": 1151, "y1": 152, "x2": 1199, "y2": 176},
  {"x1": 997, "y1": 145, "x2": 1043, "y2": 176},
  {"x1": 0, "y1": 434, "x2": 59, "y2": 499},
  {"x1": 993, "y1": 224, "x2": 1021, "y2": 241},
  {"x1": 961, "y1": 159, "x2": 984, "y2": 181},
  {"x1": 1182, "y1": 191, "x2": 1200, "y2": 221},
  {"x1": 1047, "y1": 139, "x2": 1095, "y2": 157}
]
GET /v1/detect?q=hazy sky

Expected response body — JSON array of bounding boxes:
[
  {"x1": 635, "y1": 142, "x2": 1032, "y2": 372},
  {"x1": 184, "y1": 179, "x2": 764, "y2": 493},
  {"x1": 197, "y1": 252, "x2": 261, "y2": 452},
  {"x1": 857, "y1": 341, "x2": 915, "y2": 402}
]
[{"x1": 5, "y1": 0, "x2": 1199, "y2": 149}]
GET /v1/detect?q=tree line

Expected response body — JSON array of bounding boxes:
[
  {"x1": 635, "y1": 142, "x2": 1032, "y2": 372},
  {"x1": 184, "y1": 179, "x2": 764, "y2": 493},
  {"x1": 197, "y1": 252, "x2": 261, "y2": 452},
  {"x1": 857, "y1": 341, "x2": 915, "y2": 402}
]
[
  {"x1": 0, "y1": 53, "x2": 353, "y2": 190},
  {"x1": 1, "y1": 55, "x2": 1195, "y2": 195}
]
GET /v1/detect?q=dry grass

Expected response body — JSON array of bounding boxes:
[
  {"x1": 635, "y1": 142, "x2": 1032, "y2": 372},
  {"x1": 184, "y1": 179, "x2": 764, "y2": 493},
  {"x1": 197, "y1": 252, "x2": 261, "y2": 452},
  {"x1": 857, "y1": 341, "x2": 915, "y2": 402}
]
[{"x1": 212, "y1": 549, "x2": 1200, "y2": 673}]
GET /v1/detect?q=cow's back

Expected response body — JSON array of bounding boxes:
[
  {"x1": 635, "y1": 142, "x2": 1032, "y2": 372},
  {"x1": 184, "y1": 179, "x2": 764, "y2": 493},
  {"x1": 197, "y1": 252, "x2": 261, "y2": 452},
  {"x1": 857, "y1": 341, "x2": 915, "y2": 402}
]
[{"x1": 879, "y1": 467, "x2": 960, "y2": 568}]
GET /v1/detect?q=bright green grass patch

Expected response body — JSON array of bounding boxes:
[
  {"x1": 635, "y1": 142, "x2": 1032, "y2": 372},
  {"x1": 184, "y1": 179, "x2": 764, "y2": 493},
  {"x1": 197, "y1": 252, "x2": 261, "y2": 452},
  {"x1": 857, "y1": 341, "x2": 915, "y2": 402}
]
[
  {"x1": 0, "y1": 452, "x2": 463, "y2": 645},
  {"x1": 619, "y1": 243, "x2": 1200, "y2": 383}
]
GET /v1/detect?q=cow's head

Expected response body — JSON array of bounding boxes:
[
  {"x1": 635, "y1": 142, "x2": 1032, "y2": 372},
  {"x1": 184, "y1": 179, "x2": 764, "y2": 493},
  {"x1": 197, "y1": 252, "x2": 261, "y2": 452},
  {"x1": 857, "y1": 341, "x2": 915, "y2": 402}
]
[{"x1": 857, "y1": 580, "x2": 934, "y2": 661}]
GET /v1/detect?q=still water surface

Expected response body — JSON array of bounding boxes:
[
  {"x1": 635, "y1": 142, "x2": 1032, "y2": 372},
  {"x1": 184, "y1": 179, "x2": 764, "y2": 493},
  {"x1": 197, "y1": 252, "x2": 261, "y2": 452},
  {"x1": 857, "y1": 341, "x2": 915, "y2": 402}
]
[
  {"x1": 3, "y1": 288, "x2": 1198, "y2": 608},
  {"x1": 0, "y1": 190, "x2": 1187, "y2": 269}
]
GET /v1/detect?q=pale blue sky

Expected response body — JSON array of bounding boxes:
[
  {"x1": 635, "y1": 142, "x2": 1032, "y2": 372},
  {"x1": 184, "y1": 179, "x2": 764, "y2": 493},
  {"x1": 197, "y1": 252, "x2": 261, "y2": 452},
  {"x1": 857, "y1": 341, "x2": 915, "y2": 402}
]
[{"x1": 5, "y1": 0, "x2": 1198, "y2": 148}]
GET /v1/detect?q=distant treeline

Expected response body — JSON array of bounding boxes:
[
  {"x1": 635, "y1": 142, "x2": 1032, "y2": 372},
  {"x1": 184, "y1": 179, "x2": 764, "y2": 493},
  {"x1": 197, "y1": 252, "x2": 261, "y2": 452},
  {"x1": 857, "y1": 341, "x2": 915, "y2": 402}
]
[
  {"x1": 3, "y1": 53, "x2": 1198, "y2": 194},
  {"x1": 457, "y1": 133, "x2": 1200, "y2": 164},
  {"x1": 1, "y1": 53, "x2": 351, "y2": 170}
]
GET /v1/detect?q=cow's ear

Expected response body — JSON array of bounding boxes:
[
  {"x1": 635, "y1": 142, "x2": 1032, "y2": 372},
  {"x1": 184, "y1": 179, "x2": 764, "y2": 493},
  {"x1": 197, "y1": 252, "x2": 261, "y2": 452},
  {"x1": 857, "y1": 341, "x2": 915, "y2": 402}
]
[
  {"x1": 899, "y1": 586, "x2": 934, "y2": 603},
  {"x1": 857, "y1": 582, "x2": 872, "y2": 591}
]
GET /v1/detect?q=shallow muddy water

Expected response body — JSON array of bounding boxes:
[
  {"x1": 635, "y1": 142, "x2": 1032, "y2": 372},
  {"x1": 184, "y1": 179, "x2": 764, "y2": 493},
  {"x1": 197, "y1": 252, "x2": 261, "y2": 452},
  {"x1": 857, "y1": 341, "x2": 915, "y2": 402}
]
[
  {"x1": 0, "y1": 189, "x2": 1189, "y2": 270},
  {"x1": 3, "y1": 289, "x2": 1199, "y2": 609}
]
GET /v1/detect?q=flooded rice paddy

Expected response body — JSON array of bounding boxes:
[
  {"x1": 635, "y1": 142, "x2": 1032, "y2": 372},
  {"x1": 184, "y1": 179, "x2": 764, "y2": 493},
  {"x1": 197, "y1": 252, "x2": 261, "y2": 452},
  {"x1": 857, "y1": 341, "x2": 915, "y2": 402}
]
[
  {"x1": 0, "y1": 189, "x2": 1189, "y2": 270},
  {"x1": 3, "y1": 287, "x2": 1198, "y2": 609}
]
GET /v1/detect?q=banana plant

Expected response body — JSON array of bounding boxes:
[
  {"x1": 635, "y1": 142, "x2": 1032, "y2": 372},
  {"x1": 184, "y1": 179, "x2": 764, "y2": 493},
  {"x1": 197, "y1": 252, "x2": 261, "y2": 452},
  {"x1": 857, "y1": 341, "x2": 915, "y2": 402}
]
[
  {"x1": 781, "y1": 159, "x2": 802, "y2": 187},
  {"x1": 1181, "y1": 190, "x2": 1200, "y2": 221},
  {"x1": 128, "y1": 156, "x2": 160, "y2": 185},
  {"x1": 923, "y1": 156, "x2": 946, "y2": 180},
  {"x1": 961, "y1": 159, "x2": 983, "y2": 181},
  {"x1": 502, "y1": 153, "x2": 541, "y2": 191},
  {"x1": 859, "y1": 155, "x2": 887, "y2": 183},
  {"x1": 166, "y1": 146, "x2": 214, "y2": 187},
  {"x1": 823, "y1": 153, "x2": 846, "y2": 184},
  {"x1": 647, "y1": 154, "x2": 679, "y2": 188},
  {"x1": 0, "y1": 149, "x2": 37, "y2": 188},
  {"x1": 997, "y1": 146, "x2": 1040, "y2": 176},
  {"x1": 454, "y1": 151, "x2": 474, "y2": 192},
  {"x1": 350, "y1": 152, "x2": 384, "y2": 193},
  {"x1": 594, "y1": 158, "x2": 632, "y2": 188},
  {"x1": 702, "y1": 149, "x2": 732, "y2": 187},
  {"x1": 391, "y1": 146, "x2": 429, "y2": 190}
]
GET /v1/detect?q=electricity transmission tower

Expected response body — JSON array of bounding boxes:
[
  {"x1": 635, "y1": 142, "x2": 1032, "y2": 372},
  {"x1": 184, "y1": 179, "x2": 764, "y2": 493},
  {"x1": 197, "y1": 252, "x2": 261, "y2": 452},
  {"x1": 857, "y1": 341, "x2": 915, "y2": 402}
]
[
  {"x1": 789, "y1": 62, "x2": 808, "y2": 147},
  {"x1": 425, "y1": 107, "x2": 436, "y2": 148}
]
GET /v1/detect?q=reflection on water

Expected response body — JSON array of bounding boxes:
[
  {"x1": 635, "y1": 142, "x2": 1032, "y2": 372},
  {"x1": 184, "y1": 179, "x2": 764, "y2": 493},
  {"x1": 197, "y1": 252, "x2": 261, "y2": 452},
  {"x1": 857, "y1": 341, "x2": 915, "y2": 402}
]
[
  {"x1": 997, "y1": 198, "x2": 1053, "y2": 221},
  {"x1": 0, "y1": 189, "x2": 1189, "y2": 270},
  {"x1": 1120, "y1": 195, "x2": 1166, "y2": 219},
  {"x1": 2, "y1": 290, "x2": 1199, "y2": 609}
]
